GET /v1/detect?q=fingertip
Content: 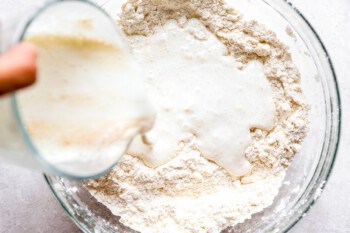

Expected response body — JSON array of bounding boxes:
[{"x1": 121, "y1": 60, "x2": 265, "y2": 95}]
[
  {"x1": 0, "y1": 42, "x2": 38, "y2": 94},
  {"x1": 18, "y1": 42, "x2": 38, "y2": 58},
  {"x1": 11, "y1": 42, "x2": 38, "y2": 85}
]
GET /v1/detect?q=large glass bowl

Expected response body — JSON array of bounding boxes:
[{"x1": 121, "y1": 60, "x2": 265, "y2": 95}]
[{"x1": 44, "y1": 0, "x2": 341, "y2": 232}]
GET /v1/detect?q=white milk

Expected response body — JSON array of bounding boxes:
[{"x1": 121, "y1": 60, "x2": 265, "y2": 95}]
[
  {"x1": 19, "y1": 35, "x2": 152, "y2": 173},
  {"x1": 128, "y1": 20, "x2": 275, "y2": 176},
  {"x1": 11, "y1": 1, "x2": 155, "y2": 177},
  {"x1": 17, "y1": 34, "x2": 154, "y2": 176}
]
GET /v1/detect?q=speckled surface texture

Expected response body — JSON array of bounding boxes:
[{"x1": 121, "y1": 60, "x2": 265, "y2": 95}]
[{"x1": 0, "y1": 0, "x2": 349, "y2": 232}]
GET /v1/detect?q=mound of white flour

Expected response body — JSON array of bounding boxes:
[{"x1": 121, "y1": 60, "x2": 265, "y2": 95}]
[{"x1": 86, "y1": 0, "x2": 309, "y2": 232}]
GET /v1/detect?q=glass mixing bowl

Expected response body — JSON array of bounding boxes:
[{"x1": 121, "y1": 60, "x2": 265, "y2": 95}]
[{"x1": 44, "y1": 0, "x2": 341, "y2": 232}]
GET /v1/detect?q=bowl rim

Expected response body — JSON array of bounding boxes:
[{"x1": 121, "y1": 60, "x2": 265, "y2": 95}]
[
  {"x1": 44, "y1": 0, "x2": 342, "y2": 232},
  {"x1": 271, "y1": 0, "x2": 342, "y2": 231}
]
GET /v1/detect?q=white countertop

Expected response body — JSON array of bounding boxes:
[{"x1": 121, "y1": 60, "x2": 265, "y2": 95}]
[{"x1": 0, "y1": 0, "x2": 349, "y2": 232}]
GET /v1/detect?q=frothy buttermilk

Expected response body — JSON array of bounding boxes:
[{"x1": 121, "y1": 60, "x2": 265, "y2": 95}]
[{"x1": 128, "y1": 20, "x2": 276, "y2": 176}]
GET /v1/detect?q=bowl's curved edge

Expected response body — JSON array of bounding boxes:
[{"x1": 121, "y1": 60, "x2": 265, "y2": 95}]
[
  {"x1": 277, "y1": 1, "x2": 342, "y2": 232},
  {"x1": 44, "y1": 175, "x2": 91, "y2": 233}
]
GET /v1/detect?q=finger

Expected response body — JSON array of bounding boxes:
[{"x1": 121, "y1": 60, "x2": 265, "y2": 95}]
[{"x1": 0, "y1": 42, "x2": 37, "y2": 96}]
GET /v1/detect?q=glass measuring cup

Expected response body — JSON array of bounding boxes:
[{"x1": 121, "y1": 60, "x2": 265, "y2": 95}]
[{"x1": 0, "y1": 0, "x2": 154, "y2": 179}]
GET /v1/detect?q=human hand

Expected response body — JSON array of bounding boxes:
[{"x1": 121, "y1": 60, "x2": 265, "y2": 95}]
[{"x1": 0, "y1": 42, "x2": 37, "y2": 96}]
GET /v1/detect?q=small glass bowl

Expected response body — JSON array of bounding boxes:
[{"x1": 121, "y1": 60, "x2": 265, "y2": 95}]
[
  {"x1": 0, "y1": 0, "x2": 133, "y2": 180},
  {"x1": 44, "y1": 0, "x2": 341, "y2": 232}
]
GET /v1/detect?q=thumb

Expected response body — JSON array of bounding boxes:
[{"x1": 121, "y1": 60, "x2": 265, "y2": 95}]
[{"x1": 0, "y1": 42, "x2": 37, "y2": 96}]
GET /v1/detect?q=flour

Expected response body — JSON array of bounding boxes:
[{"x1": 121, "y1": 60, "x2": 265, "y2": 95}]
[{"x1": 86, "y1": 0, "x2": 309, "y2": 232}]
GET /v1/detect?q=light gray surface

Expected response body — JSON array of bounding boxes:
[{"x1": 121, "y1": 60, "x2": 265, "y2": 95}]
[{"x1": 0, "y1": 0, "x2": 349, "y2": 232}]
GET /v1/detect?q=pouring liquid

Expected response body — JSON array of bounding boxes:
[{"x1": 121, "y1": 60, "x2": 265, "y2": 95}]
[{"x1": 17, "y1": 1, "x2": 155, "y2": 177}]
